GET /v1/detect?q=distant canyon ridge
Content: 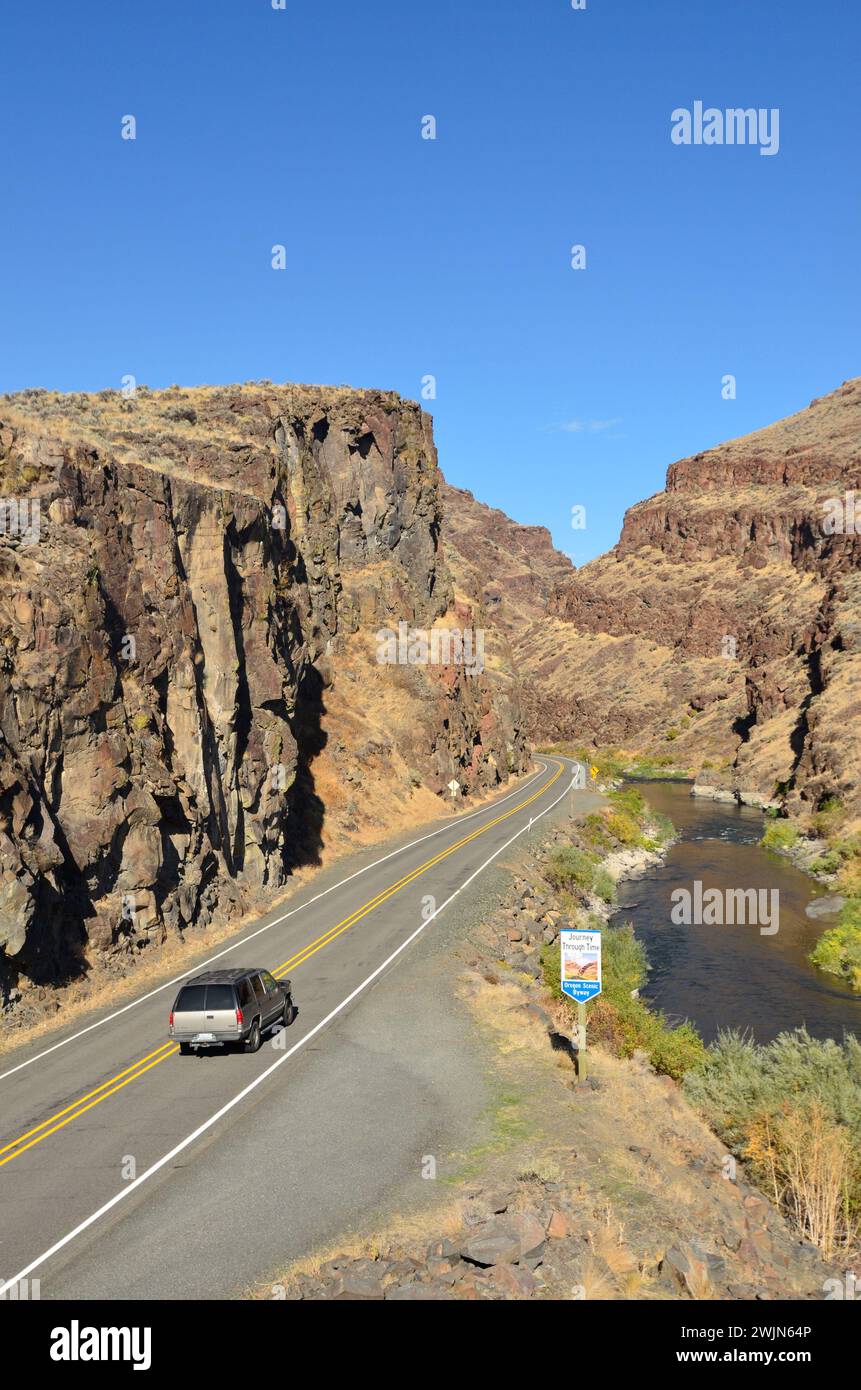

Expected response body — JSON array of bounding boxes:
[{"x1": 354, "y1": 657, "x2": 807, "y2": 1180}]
[
  {"x1": 1, "y1": 377, "x2": 859, "y2": 997},
  {"x1": 446, "y1": 375, "x2": 861, "y2": 825}
]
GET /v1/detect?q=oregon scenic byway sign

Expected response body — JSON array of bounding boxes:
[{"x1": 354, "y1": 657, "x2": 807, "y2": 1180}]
[{"x1": 560, "y1": 927, "x2": 602, "y2": 1003}]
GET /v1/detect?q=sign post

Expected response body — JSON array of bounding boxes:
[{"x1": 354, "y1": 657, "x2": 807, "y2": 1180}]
[
  {"x1": 560, "y1": 927, "x2": 602, "y2": 1085},
  {"x1": 577, "y1": 1001, "x2": 587, "y2": 1080}
]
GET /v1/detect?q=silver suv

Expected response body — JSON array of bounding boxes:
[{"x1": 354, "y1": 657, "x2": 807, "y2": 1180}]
[{"x1": 169, "y1": 968, "x2": 295, "y2": 1054}]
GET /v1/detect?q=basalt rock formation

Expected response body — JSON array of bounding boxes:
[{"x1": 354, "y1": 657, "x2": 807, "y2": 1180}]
[
  {"x1": 444, "y1": 379, "x2": 861, "y2": 823},
  {"x1": 0, "y1": 384, "x2": 529, "y2": 998},
  {"x1": 5, "y1": 375, "x2": 858, "y2": 1001}
]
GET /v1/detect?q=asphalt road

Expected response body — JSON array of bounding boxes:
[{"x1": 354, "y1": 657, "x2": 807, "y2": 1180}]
[{"x1": 0, "y1": 755, "x2": 584, "y2": 1300}]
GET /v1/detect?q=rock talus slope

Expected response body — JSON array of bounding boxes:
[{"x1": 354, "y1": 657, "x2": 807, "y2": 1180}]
[{"x1": 0, "y1": 385, "x2": 529, "y2": 998}]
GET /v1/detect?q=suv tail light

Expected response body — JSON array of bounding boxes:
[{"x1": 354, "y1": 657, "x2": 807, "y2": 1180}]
[
  {"x1": 169, "y1": 1011, "x2": 174, "y2": 1028},
  {"x1": 235, "y1": 1007, "x2": 243, "y2": 1026}
]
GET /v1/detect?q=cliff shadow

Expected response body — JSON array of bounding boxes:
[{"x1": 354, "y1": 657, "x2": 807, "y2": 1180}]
[{"x1": 283, "y1": 661, "x2": 328, "y2": 874}]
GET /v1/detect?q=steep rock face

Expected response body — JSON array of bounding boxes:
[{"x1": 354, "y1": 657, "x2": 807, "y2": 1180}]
[
  {"x1": 549, "y1": 379, "x2": 861, "y2": 813},
  {"x1": 445, "y1": 380, "x2": 861, "y2": 820},
  {"x1": 441, "y1": 483, "x2": 574, "y2": 621},
  {"x1": 0, "y1": 385, "x2": 528, "y2": 996},
  {"x1": 440, "y1": 483, "x2": 576, "y2": 738}
]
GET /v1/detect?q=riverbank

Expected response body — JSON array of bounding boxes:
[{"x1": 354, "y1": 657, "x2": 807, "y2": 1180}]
[
  {"x1": 760, "y1": 810, "x2": 861, "y2": 994},
  {"x1": 544, "y1": 741, "x2": 861, "y2": 999},
  {"x1": 250, "y1": 792, "x2": 841, "y2": 1300}
]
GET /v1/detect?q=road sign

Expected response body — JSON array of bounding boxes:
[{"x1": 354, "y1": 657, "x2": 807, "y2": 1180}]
[
  {"x1": 560, "y1": 927, "x2": 602, "y2": 1003},
  {"x1": 447, "y1": 779, "x2": 460, "y2": 797},
  {"x1": 589, "y1": 765, "x2": 598, "y2": 781}
]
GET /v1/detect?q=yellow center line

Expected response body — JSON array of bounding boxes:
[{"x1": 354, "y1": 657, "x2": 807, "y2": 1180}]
[
  {"x1": 0, "y1": 1048, "x2": 180, "y2": 1168},
  {"x1": 271, "y1": 762, "x2": 563, "y2": 976},
  {"x1": 0, "y1": 1042, "x2": 175, "y2": 1160},
  {"x1": 0, "y1": 760, "x2": 564, "y2": 1168}
]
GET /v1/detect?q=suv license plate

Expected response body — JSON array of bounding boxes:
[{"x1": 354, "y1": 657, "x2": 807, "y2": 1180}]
[{"x1": 193, "y1": 1033, "x2": 216, "y2": 1043}]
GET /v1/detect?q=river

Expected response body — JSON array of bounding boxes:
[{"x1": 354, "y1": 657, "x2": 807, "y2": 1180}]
[{"x1": 608, "y1": 779, "x2": 861, "y2": 1045}]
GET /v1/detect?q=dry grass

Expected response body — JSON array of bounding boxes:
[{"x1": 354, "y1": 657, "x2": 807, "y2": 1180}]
[
  {"x1": 572, "y1": 1256, "x2": 616, "y2": 1301},
  {"x1": 464, "y1": 980, "x2": 548, "y2": 1059},
  {"x1": 744, "y1": 1103, "x2": 860, "y2": 1258},
  {"x1": 248, "y1": 1200, "x2": 466, "y2": 1299}
]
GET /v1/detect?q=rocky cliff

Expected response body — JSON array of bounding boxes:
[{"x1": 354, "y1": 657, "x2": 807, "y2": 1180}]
[
  {"x1": 0, "y1": 384, "x2": 529, "y2": 999},
  {"x1": 444, "y1": 379, "x2": 861, "y2": 822}
]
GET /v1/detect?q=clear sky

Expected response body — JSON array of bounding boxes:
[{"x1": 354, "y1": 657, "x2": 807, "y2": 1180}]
[{"x1": 1, "y1": 0, "x2": 858, "y2": 562}]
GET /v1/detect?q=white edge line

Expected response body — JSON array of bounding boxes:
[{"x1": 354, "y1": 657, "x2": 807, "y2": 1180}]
[
  {"x1": 0, "y1": 757, "x2": 573, "y2": 1297},
  {"x1": 0, "y1": 762, "x2": 549, "y2": 1084}
]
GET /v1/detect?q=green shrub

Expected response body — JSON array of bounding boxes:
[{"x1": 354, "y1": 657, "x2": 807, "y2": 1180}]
[
  {"x1": 807, "y1": 850, "x2": 842, "y2": 877},
  {"x1": 814, "y1": 796, "x2": 846, "y2": 838},
  {"x1": 760, "y1": 820, "x2": 801, "y2": 853},
  {"x1": 684, "y1": 1027, "x2": 861, "y2": 1252},
  {"x1": 608, "y1": 809, "x2": 647, "y2": 847},
  {"x1": 545, "y1": 846, "x2": 597, "y2": 895},
  {"x1": 544, "y1": 846, "x2": 615, "y2": 904},
  {"x1": 581, "y1": 808, "x2": 645, "y2": 851},
  {"x1": 591, "y1": 866, "x2": 616, "y2": 904},
  {"x1": 836, "y1": 847, "x2": 861, "y2": 898},
  {"x1": 685, "y1": 1028, "x2": 861, "y2": 1143},
  {"x1": 625, "y1": 755, "x2": 686, "y2": 778},
  {"x1": 810, "y1": 899, "x2": 861, "y2": 992},
  {"x1": 648, "y1": 811, "x2": 676, "y2": 847},
  {"x1": 635, "y1": 1012, "x2": 705, "y2": 1081},
  {"x1": 601, "y1": 919, "x2": 646, "y2": 996},
  {"x1": 608, "y1": 786, "x2": 646, "y2": 819}
]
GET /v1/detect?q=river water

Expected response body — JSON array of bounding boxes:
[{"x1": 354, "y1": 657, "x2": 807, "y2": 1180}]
[{"x1": 608, "y1": 780, "x2": 861, "y2": 1045}]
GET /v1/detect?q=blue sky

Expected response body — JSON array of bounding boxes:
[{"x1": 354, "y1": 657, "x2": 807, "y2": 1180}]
[{"x1": 1, "y1": 0, "x2": 858, "y2": 562}]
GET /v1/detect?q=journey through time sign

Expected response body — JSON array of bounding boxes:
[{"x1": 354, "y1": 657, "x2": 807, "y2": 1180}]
[{"x1": 560, "y1": 927, "x2": 602, "y2": 1003}]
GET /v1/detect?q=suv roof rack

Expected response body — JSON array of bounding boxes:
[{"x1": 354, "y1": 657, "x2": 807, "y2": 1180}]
[{"x1": 185, "y1": 968, "x2": 262, "y2": 984}]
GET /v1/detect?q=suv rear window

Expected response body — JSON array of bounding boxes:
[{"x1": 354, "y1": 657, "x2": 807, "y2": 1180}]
[
  {"x1": 175, "y1": 985, "x2": 206, "y2": 1012},
  {"x1": 205, "y1": 985, "x2": 236, "y2": 1011}
]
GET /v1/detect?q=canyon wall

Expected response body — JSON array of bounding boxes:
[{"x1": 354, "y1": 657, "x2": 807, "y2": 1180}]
[
  {"x1": 445, "y1": 379, "x2": 861, "y2": 822},
  {"x1": 0, "y1": 385, "x2": 529, "y2": 998}
]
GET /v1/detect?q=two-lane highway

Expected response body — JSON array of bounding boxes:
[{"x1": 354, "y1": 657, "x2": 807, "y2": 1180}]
[{"x1": 0, "y1": 756, "x2": 581, "y2": 1299}]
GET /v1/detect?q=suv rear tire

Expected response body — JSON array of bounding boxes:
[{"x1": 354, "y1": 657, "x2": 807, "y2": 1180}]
[
  {"x1": 282, "y1": 995, "x2": 296, "y2": 1027},
  {"x1": 245, "y1": 1018, "x2": 262, "y2": 1053}
]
